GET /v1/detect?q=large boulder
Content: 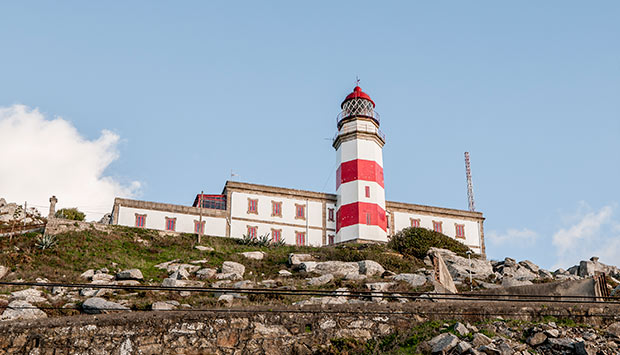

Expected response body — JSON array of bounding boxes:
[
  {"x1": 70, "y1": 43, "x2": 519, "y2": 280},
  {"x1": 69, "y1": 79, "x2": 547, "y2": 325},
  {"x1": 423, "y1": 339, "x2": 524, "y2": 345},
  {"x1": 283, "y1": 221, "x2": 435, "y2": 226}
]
[
  {"x1": 152, "y1": 300, "x2": 179, "y2": 311},
  {"x1": 577, "y1": 257, "x2": 620, "y2": 278},
  {"x1": 239, "y1": 251, "x2": 265, "y2": 260},
  {"x1": 221, "y1": 261, "x2": 245, "y2": 277},
  {"x1": 428, "y1": 333, "x2": 459, "y2": 353},
  {"x1": 358, "y1": 260, "x2": 385, "y2": 276},
  {"x1": 196, "y1": 268, "x2": 217, "y2": 280},
  {"x1": 10, "y1": 289, "x2": 46, "y2": 303},
  {"x1": 116, "y1": 269, "x2": 144, "y2": 281},
  {"x1": 307, "y1": 274, "x2": 334, "y2": 286},
  {"x1": 0, "y1": 265, "x2": 8, "y2": 280},
  {"x1": 0, "y1": 300, "x2": 47, "y2": 321},
  {"x1": 393, "y1": 273, "x2": 427, "y2": 288},
  {"x1": 289, "y1": 253, "x2": 315, "y2": 267},
  {"x1": 313, "y1": 261, "x2": 359, "y2": 277},
  {"x1": 428, "y1": 249, "x2": 458, "y2": 294},
  {"x1": 82, "y1": 297, "x2": 129, "y2": 314},
  {"x1": 428, "y1": 248, "x2": 494, "y2": 281}
]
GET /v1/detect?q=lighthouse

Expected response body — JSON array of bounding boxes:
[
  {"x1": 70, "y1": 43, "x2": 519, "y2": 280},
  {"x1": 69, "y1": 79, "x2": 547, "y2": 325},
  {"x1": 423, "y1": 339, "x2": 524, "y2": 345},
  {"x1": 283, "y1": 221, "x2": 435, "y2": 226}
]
[{"x1": 333, "y1": 85, "x2": 387, "y2": 243}]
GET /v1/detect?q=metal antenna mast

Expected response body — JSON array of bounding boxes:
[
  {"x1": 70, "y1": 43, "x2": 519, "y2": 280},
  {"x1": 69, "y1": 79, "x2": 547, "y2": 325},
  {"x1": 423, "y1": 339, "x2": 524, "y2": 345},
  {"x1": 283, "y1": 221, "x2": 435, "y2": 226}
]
[{"x1": 464, "y1": 152, "x2": 476, "y2": 212}]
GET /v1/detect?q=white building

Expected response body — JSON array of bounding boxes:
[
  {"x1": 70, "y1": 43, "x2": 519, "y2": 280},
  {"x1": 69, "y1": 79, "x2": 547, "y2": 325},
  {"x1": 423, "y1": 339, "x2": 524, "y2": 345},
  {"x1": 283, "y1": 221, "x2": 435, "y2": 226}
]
[{"x1": 111, "y1": 86, "x2": 486, "y2": 255}]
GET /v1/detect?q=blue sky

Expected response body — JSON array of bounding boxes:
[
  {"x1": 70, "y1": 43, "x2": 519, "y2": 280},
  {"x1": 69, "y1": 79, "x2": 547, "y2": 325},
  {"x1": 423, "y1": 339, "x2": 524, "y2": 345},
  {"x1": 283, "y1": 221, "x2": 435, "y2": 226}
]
[{"x1": 0, "y1": 2, "x2": 618, "y2": 269}]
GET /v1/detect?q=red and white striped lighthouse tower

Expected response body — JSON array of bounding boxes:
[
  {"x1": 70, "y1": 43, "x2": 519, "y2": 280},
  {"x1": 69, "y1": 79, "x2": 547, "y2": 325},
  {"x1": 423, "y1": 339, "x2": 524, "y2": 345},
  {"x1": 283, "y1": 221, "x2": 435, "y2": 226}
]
[{"x1": 333, "y1": 85, "x2": 387, "y2": 243}]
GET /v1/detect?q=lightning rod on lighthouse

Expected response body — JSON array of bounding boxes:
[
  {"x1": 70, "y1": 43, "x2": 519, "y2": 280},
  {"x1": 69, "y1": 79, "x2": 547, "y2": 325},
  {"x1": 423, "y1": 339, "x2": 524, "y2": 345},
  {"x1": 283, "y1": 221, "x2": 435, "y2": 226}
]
[{"x1": 464, "y1": 152, "x2": 476, "y2": 212}]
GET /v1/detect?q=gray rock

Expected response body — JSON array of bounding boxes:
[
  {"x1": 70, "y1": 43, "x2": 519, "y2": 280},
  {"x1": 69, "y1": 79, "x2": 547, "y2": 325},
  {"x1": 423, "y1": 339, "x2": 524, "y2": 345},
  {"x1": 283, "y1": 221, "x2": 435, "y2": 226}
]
[
  {"x1": 365, "y1": 282, "x2": 395, "y2": 292},
  {"x1": 161, "y1": 278, "x2": 182, "y2": 287},
  {"x1": 10, "y1": 288, "x2": 46, "y2": 303},
  {"x1": 194, "y1": 245, "x2": 214, "y2": 252},
  {"x1": 221, "y1": 261, "x2": 245, "y2": 277},
  {"x1": 289, "y1": 253, "x2": 314, "y2": 267},
  {"x1": 0, "y1": 265, "x2": 8, "y2": 280},
  {"x1": 428, "y1": 248, "x2": 494, "y2": 281},
  {"x1": 215, "y1": 272, "x2": 243, "y2": 281},
  {"x1": 455, "y1": 341, "x2": 472, "y2": 354},
  {"x1": 545, "y1": 329, "x2": 560, "y2": 338},
  {"x1": 82, "y1": 297, "x2": 129, "y2": 314},
  {"x1": 298, "y1": 262, "x2": 318, "y2": 273},
  {"x1": 239, "y1": 251, "x2": 265, "y2": 260},
  {"x1": 218, "y1": 294, "x2": 234, "y2": 306},
  {"x1": 307, "y1": 274, "x2": 334, "y2": 286},
  {"x1": 313, "y1": 261, "x2": 360, "y2": 277},
  {"x1": 518, "y1": 260, "x2": 540, "y2": 274},
  {"x1": 196, "y1": 268, "x2": 217, "y2": 280},
  {"x1": 0, "y1": 300, "x2": 47, "y2": 321},
  {"x1": 80, "y1": 269, "x2": 95, "y2": 280},
  {"x1": 91, "y1": 273, "x2": 115, "y2": 282},
  {"x1": 547, "y1": 337, "x2": 574, "y2": 349},
  {"x1": 428, "y1": 249, "x2": 458, "y2": 293},
  {"x1": 393, "y1": 273, "x2": 427, "y2": 287},
  {"x1": 152, "y1": 301, "x2": 178, "y2": 310},
  {"x1": 116, "y1": 269, "x2": 143, "y2": 280},
  {"x1": 553, "y1": 268, "x2": 568, "y2": 276},
  {"x1": 344, "y1": 272, "x2": 366, "y2": 280},
  {"x1": 428, "y1": 333, "x2": 459, "y2": 353},
  {"x1": 527, "y1": 332, "x2": 547, "y2": 346},
  {"x1": 606, "y1": 322, "x2": 620, "y2": 338},
  {"x1": 478, "y1": 344, "x2": 500, "y2": 355},
  {"x1": 169, "y1": 268, "x2": 190, "y2": 280},
  {"x1": 358, "y1": 260, "x2": 385, "y2": 276},
  {"x1": 538, "y1": 269, "x2": 553, "y2": 279},
  {"x1": 454, "y1": 322, "x2": 469, "y2": 336},
  {"x1": 472, "y1": 333, "x2": 492, "y2": 347},
  {"x1": 154, "y1": 259, "x2": 180, "y2": 270},
  {"x1": 278, "y1": 270, "x2": 292, "y2": 277},
  {"x1": 166, "y1": 263, "x2": 200, "y2": 274}
]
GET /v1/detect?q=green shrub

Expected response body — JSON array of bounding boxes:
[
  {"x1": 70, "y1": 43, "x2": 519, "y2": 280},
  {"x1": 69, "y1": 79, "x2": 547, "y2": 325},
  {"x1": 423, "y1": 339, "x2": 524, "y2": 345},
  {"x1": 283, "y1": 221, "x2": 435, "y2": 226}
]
[
  {"x1": 388, "y1": 227, "x2": 471, "y2": 259},
  {"x1": 55, "y1": 208, "x2": 86, "y2": 221}
]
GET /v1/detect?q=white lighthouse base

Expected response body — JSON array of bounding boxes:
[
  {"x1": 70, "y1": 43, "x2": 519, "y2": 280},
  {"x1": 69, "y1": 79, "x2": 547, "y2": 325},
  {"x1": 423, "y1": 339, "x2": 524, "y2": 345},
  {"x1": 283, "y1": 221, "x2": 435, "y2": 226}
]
[{"x1": 337, "y1": 224, "x2": 388, "y2": 244}]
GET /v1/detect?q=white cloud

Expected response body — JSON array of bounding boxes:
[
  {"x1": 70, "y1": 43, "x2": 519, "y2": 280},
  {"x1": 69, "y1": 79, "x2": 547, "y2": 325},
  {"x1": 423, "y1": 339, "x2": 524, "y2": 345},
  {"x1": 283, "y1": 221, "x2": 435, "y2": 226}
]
[
  {"x1": 0, "y1": 104, "x2": 140, "y2": 221},
  {"x1": 487, "y1": 228, "x2": 538, "y2": 246},
  {"x1": 551, "y1": 204, "x2": 619, "y2": 269}
]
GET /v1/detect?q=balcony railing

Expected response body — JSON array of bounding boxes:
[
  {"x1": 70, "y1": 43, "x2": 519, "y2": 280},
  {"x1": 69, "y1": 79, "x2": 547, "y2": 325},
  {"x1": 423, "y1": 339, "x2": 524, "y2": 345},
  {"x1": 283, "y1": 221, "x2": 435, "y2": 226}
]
[
  {"x1": 336, "y1": 110, "x2": 381, "y2": 127},
  {"x1": 333, "y1": 124, "x2": 386, "y2": 144}
]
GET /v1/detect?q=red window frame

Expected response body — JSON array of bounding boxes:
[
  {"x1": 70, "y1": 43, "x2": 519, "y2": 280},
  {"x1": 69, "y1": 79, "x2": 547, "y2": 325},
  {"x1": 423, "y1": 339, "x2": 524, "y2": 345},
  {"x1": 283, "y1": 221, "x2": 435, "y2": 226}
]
[
  {"x1": 135, "y1": 214, "x2": 146, "y2": 228},
  {"x1": 247, "y1": 226, "x2": 258, "y2": 239},
  {"x1": 271, "y1": 229, "x2": 281, "y2": 242},
  {"x1": 328, "y1": 235, "x2": 334, "y2": 245},
  {"x1": 328, "y1": 208, "x2": 335, "y2": 222},
  {"x1": 433, "y1": 221, "x2": 443, "y2": 233},
  {"x1": 165, "y1": 217, "x2": 176, "y2": 231},
  {"x1": 194, "y1": 220, "x2": 205, "y2": 234},
  {"x1": 272, "y1": 201, "x2": 282, "y2": 217},
  {"x1": 295, "y1": 204, "x2": 305, "y2": 219},
  {"x1": 410, "y1": 218, "x2": 420, "y2": 227},
  {"x1": 455, "y1": 224, "x2": 465, "y2": 238},
  {"x1": 295, "y1": 231, "x2": 306, "y2": 246},
  {"x1": 365, "y1": 186, "x2": 370, "y2": 198},
  {"x1": 248, "y1": 198, "x2": 258, "y2": 214}
]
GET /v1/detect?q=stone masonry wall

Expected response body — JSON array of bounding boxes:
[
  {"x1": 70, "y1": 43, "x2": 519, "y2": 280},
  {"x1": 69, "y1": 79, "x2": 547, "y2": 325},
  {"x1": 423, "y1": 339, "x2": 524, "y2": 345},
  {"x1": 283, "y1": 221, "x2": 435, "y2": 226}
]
[{"x1": 1, "y1": 302, "x2": 620, "y2": 354}]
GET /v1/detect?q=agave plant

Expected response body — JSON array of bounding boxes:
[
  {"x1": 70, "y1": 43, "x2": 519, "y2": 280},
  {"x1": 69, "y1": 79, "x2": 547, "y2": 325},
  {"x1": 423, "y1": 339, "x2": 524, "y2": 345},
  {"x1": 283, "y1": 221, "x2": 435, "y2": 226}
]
[{"x1": 35, "y1": 234, "x2": 58, "y2": 250}]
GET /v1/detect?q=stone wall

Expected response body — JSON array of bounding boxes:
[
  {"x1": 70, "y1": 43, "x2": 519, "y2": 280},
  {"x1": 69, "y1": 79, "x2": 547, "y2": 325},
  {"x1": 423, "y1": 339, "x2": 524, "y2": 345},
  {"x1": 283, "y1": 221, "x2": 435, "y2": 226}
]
[{"x1": 1, "y1": 302, "x2": 619, "y2": 354}]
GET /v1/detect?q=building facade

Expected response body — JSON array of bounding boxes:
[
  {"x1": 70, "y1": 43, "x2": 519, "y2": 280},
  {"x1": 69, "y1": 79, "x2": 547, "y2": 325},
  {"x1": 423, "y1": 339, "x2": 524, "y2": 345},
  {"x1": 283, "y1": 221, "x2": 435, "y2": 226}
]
[{"x1": 111, "y1": 86, "x2": 486, "y2": 255}]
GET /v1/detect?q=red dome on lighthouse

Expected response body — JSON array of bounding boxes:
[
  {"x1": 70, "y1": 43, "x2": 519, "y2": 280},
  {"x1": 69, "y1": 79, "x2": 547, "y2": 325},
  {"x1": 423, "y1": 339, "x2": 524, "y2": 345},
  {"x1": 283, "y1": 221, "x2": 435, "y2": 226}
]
[{"x1": 341, "y1": 86, "x2": 375, "y2": 108}]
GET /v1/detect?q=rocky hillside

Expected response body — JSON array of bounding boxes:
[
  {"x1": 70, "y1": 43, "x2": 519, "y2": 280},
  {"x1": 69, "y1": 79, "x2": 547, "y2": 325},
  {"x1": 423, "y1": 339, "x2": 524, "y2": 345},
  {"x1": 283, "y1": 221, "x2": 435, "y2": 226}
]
[{"x1": 0, "y1": 198, "x2": 45, "y2": 228}]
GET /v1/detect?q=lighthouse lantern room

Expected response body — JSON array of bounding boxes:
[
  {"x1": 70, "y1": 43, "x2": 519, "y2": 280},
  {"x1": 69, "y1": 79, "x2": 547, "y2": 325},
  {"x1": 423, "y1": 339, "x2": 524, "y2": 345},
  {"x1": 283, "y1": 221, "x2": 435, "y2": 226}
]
[{"x1": 333, "y1": 86, "x2": 387, "y2": 244}]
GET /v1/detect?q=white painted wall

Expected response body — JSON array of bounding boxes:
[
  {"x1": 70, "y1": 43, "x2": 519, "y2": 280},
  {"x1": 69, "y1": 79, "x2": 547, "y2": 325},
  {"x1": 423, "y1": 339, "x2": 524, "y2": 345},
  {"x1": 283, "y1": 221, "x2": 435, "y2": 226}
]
[
  {"x1": 392, "y1": 211, "x2": 482, "y2": 252},
  {"x1": 338, "y1": 224, "x2": 387, "y2": 243},
  {"x1": 230, "y1": 219, "x2": 323, "y2": 247},
  {"x1": 116, "y1": 206, "x2": 227, "y2": 237},
  {"x1": 229, "y1": 191, "x2": 323, "y2": 228},
  {"x1": 337, "y1": 138, "x2": 384, "y2": 165}
]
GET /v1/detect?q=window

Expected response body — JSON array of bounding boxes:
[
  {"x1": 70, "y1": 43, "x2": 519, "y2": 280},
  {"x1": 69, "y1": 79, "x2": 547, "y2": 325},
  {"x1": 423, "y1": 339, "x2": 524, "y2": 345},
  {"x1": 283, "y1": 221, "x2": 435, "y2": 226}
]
[
  {"x1": 432, "y1": 221, "x2": 443, "y2": 233},
  {"x1": 328, "y1": 235, "x2": 334, "y2": 245},
  {"x1": 410, "y1": 218, "x2": 420, "y2": 228},
  {"x1": 328, "y1": 208, "x2": 335, "y2": 222},
  {"x1": 271, "y1": 229, "x2": 282, "y2": 242},
  {"x1": 365, "y1": 186, "x2": 371, "y2": 198},
  {"x1": 247, "y1": 198, "x2": 258, "y2": 214},
  {"x1": 295, "y1": 231, "x2": 306, "y2": 246},
  {"x1": 295, "y1": 204, "x2": 305, "y2": 220},
  {"x1": 271, "y1": 201, "x2": 282, "y2": 217},
  {"x1": 194, "y1": 220, "x2": 205, "y2": 234},
  {"x1": 366, "y1": 212, "x2": 371, "y2": 225},
  {"x1": 135, "y1": 214, "x2": 146, "y2": 228},
  {"x1": 165, "y1": 217, "x2": 176, "y2": 231},
  {"x1": 455, "y1": 224, "x2": 465, "y2": 239},
  {"x1": 247, "y1": 226, "x2": 258, "y2": 239}
]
